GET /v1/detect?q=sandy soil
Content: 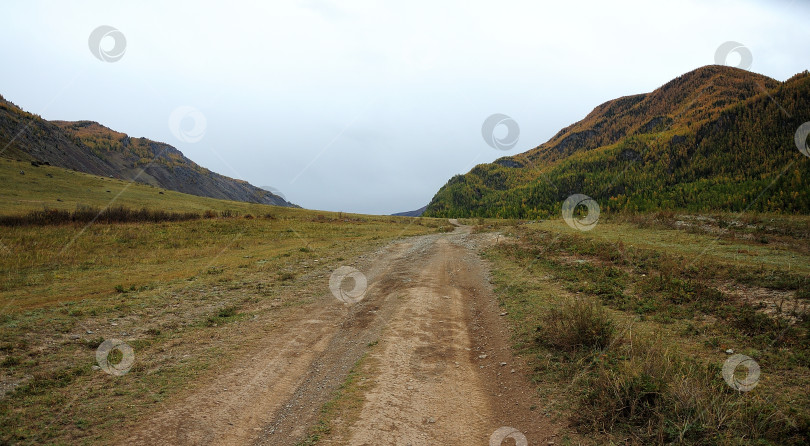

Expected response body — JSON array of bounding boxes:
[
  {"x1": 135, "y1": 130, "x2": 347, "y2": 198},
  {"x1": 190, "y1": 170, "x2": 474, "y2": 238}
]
[{"x1": 122, "y1": 223, "x2": 558, "y2": 445}]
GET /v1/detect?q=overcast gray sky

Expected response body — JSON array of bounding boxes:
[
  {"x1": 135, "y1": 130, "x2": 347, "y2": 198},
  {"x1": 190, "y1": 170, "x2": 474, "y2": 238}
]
[{"x1": 1, "y1": 0, "x2": 808, "y2": 214}]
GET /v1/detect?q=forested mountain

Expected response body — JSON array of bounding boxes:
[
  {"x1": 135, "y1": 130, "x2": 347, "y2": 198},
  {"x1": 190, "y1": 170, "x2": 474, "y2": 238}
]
[{"x1": 425, "y1": 66, "x2": 810, "y2": 218}]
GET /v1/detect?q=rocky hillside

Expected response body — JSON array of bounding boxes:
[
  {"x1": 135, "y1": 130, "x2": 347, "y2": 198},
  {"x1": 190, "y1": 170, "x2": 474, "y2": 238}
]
[
  {"x1": 425, "y1": 66, "x2": 810, "y2": 218},
  {"x1": 0, "y1": 96, "x2": 295, "y2": 207},
  {"x1": 392, "y1": 205, "x2": 427, "y2": 217}
]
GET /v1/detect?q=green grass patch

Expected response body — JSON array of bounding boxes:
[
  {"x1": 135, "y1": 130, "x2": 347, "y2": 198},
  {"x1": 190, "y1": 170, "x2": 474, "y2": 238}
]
[{"x1": 485, "y1": 219, "x2": 810, "y2": 445}]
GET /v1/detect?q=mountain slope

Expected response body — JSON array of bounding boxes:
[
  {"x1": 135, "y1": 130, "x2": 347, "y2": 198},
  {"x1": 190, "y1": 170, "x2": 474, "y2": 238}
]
[
  {"x1": 425, "y1": 66, "x2": 810, "y2": 218},
  {"x1": 0, "y1": 96, "x2": 296, "y2": 207},
  {"x1": 392, "y1": 205, "x2": 427, "y2": 217}
]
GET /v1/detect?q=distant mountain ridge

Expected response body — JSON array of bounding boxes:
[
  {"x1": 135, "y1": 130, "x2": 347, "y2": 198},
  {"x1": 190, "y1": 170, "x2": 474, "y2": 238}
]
[
  {"x1": 392, "y1": 205, "x2": 427, "y2": 217},
  {"x1": 425, "y1": 66, "x2": 810, "y2": 218},
  {"x1": 0, "y1": 95, "x2": 296, "y2": 208}
]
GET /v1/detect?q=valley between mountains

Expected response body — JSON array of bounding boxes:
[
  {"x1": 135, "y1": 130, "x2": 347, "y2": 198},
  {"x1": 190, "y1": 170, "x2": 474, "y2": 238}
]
[{"x1": 1, "y1": 63, "x2": 809, "y2": 445}]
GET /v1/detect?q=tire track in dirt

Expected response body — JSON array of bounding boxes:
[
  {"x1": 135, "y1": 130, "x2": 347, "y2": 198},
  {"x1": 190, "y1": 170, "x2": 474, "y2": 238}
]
[
  {"x1": 122, "y1": 241, "x2": 418, "y2": 446},
  {"x1": 340, "y1": 237, "x2": 494, "y2": 445},
  {"x1": 123, "y1": 224, "x2": 559, "y2": 445},
  {"x1": 329, "y1": 227, "x2": 559, "y2": 445}
]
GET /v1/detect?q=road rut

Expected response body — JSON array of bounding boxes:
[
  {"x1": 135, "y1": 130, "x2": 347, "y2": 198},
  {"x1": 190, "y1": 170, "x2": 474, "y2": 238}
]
[{"x1": 124, "y1": 224, "x2": 558, "y2": 445}]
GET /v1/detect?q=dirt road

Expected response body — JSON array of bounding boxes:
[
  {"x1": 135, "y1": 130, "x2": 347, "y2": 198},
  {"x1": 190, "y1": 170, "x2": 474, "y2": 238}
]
[{"x1": 123, "y1": 224, "x2": 557, "y2": 445}]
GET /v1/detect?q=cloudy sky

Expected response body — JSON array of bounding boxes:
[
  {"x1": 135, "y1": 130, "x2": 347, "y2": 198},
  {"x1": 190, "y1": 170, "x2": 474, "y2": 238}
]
[{"x1": 1, "y1": 0, "x2": 808, "y2": 214}]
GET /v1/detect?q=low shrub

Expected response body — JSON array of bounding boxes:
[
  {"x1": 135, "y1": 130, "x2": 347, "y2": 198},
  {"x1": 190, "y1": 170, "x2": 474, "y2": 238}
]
[
  {"x1": 537, "y1": 297, "x2": 615, "y2": 353},
  {"x1": 206, "y1": 305, "x2": 240, "y2": 326},
  {"x1": 578, "y1": 337, "x2": 804, "y2": 444},
  {"x1": 0, "y1": 206, "x2": 201, "y2": 226}
]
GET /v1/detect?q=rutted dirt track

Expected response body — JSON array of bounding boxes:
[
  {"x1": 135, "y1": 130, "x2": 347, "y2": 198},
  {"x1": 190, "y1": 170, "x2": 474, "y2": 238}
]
[{"x1": 124, "y1": 223, "x2": 558, "y2": 445}]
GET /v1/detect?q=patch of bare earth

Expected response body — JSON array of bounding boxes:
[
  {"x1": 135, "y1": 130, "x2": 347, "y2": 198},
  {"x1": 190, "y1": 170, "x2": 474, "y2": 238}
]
[
  {"x1": 120, "y1": 224, "x2": 559, "y2": 445},
  {"x1": 716, "y1": 282, "x2": 808, "y2": 323}
]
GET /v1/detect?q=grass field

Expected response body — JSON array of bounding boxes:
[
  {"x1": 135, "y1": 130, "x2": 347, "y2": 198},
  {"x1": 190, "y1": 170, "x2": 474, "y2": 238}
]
[
  {"x1": 2, "y1": 157, "x2": 291, "y2": 215},
  {"x1": 0, "y1": 159, "x2": 451, "y2": 444},
  {"x1": 2, "y1": 157, "x2": 809, "y2": 444},
  {"x1": 480, "y1": 214, "x2": 810, "y2": 444}
]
